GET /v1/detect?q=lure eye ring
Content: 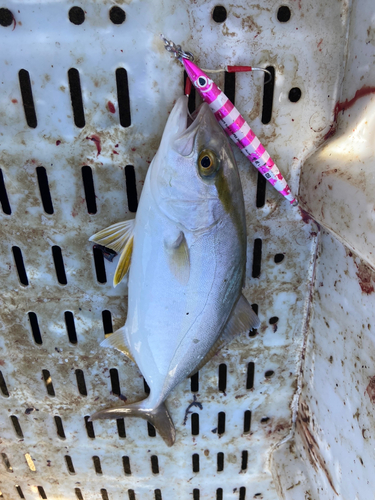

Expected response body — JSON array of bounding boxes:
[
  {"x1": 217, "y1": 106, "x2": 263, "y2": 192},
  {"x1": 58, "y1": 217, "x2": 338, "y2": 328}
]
[
  {"x1": 197, "y1": 76, "x2": 208, "y2": 88},
  {"x1": 198, "y1": 149, "x2": 218, "y2": 177}
]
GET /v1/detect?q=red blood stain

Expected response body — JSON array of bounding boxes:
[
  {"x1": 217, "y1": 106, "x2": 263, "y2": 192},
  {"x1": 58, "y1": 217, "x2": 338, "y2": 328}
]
[
  {"x1": 11, "y1": 99, "x2": 18, "y2": 103},
  {"x1": 56, "y1": 140, "x2": 61, "y2": 146},
  {"x1": 113, "y1": 150, "x2": 119, "y2": 155},
  {"x1": 324, "y1": 124, "x2": 337, "y2": 141},
  {"x1": 131, "y1": 148, "x2": 136, "y2": 151},
  {"x1": 299, "y1": 207, "x2": 314, "y2": 224},
  {"x1": 0, "y1": 360, "x2": 4, "y2": 366},
  {"x1": 317, "y1": 39, "x2": 323, "y2": 51},
  {"x1": 355, "y1": 261, "x2": 374, "y2": 295},
  {"x1": 365, "y1": 376, "x2": 375, "y2": 403},
  {"x1": 86, "y1": 135, "x2": 101, "y2": 156},
  {"x1": 115, "y1": 143, "x2": 119, "y2": 148},
  {"x1": 71, "y1": 210, "x2": 78, "y2": 217},
  {"x1": 12, "y1": 16, "x2": 16, "y2": 31},
  {"x1": 334, "y1": 86, "x2": 375, "y2": 121},
  {"x1": 107, "y1": 101, "x2": 115, "y2": 113}
]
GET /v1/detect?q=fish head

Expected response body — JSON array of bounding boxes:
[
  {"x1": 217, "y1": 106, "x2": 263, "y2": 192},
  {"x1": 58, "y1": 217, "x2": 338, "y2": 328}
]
[{"x1": 150, "y1": 95, "x2": 245, "y2": 234}]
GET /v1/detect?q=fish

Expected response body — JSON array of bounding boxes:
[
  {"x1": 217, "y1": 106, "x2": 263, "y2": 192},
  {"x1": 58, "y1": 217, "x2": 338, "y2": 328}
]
[{"x1": 89, "y1": 95, "x2": 260, "y2": 446}]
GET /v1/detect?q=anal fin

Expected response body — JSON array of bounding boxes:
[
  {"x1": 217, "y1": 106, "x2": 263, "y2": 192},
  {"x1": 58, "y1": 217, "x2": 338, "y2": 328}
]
[{"x1": 101, "y1": 326, "x2": 135, "y2": 363}]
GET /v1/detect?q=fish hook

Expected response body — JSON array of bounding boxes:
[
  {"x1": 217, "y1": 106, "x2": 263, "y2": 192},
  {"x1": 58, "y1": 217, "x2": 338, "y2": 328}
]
[{"x1": 160, "y1": 34, "x2": 194, "y2": 61}]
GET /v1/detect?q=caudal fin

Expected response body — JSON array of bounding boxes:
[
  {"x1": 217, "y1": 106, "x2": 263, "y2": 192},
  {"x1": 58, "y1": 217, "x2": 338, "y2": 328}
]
[{"x1": 89, "y1": 399, "x2": 176, "y2": 447}]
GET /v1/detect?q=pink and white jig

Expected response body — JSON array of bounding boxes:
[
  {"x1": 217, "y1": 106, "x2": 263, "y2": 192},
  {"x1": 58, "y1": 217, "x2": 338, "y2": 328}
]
[{"x1": 161, "y1": 35, "x2": 297, "y2": 207}]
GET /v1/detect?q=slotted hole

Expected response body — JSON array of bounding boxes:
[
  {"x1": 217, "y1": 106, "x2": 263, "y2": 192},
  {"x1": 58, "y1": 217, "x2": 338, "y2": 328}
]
[
  {"x1": 69, "y1": 6, "x2": 85, "y2": 24},
  {"x1": 28, "y1": 312, "x2": 42, "y2": 345},
  {"x1": 247, "y1": 362, "x2": 255, "y2": 389},
  {"x1": 25, "y1": 453, "x2": 36, "y2": 471},
  {"x1": 2, "y1": 453, "x2": 13, "y2": 473},
  {"x1": 151, "y1": 455, "x2": 159, "y2": 474},
  {"x1": 0, "y1": 169, "x2": 11, "y2": 214},
  {"x1": 102, "y1": 310, "x2": 113, "y2": 335},
  {"x1": 256, "y1": 171, "x2": 267, "y2": 208},
  {"x1": 122, "y1": 456, "x2": 131, "y2": 475},
  {"x1": 36, "y1": 166, "x2": 54, "y2": 214},
  {"x1": 261, "y1": 417, "x2": 270, "y2": 424},
  {"x1": 65, "y1": 455, "x2": 76, "y2": 474},
  {"x1": 224, "y1": 71, "x2": 236, "y2": 105},
  {"x1": 217, "y1": 452, "x2": 224, "y2": 472},
  {"x1": 93, "y1": 246, "x2": 107, "y2": 284},
  {"x1": 54, "y1": 416, "x2": 66, "y2": 439},
  {"x1": 191, "y1": 413, "x2": 199, "y2": 435},
  {"x1": 239, "y1": 487, "x2": 246, "y2": 500},
  {"x1": 218, "y1": 412, "x2": 226, "y2": 435},
  {"x1": 0, "y1": 7, "x2": 13, "y2": 26},
  {"x1": 125, "y1": 165, "x2": 138, "y2": 212},
  {"x1": 244, "y1": 410, "x2": 252, "y2": 434},
  {"x1": 81, "y1": 166, "x2": 97, "y2": 214},
  {"x1": 15, "y1": 486, "x2": 25, "y2": 499},
  {"x1": 110, "y1": 6, "x2": 126, "y2": 24},
  {"x1": 261, "y1": 66, "x2": 275, "y2": 124},
  {"x1": 218, "y1": 364, "x2": 227, "y2": 392},
  {"x1": 193, "y1": 490, "x2": 200, "y2": 500},
  {"x1": 147, "y1": 421, "x2": 156, "y2": 437},
  {"x1": 68, "y1": 68, "x2": 85, "y2": 128},
  {"x1": 154, "y1": 490, "x2": 162, "y2": 500},
  {"x1": 64, "y1": 311, "x2": 78, "y2": 344},
  {"x1": 289, "y1": 87, "x2": 302, "y2": 103},
  {"x1": 191, "y1": 371, "x2": 199, "y2": 392},
  {"x1": 269, "y1": 316, "x2": 279, "y2": 325},
  {"x1": 277, "y1": 5, "x2": 291, "y2": 22},
  {"x1": 116, "y1": 68, "x2": 131, "y2": 127},
  {"x1": 52, "y1": 246, "x2": 67, "y2": 285},
  {"x1": 192, "y1": 453, "x2": 199, "y2": 473},
  {"x1": 117, "y1": 418, "x2": 126, "y2": 438},
  {"x1": 93, "y1": 456, "x2": 102, "y2": 475},
  {"x1": 0, "y1": 372, "x2": 9, "y2": 397},
  {"x1": 143, "y1": 378, "x2": 150, "y2": 395},
  {"x1": 85, "y1": 416, "x2": 95, "y2": 438},
  {"x1": 212, "y1": 5, "x2": 227, "y2": 22},
  {"x1": 252, "y1": 239, "x2": 262, "y2": 278},
  {"x1": 38, "y1": 486, "x2": 47, "y2": 499},
  {"x1": 18, "y1": 69, "x2": 37, "y2": 128},
  {"x1": 12, "y1": 246, "x2": 29, "y2": 286},
  {"x1": 42, "y1": 370, "x2": 55, "y2": 396},
  {"x1": 101, "y1": 489, "x2": 109, "y2": 500},
  {"x1": 75, "y1": 369, "x2": 87, "y2": 396},
  {"x1": 249, "y1": 304, "x2": 258, "y2": 337},
  {"x1": 110, "y1": 368, "x2": 121, "y2": 396},
  {"x1": 75, "y1": 488, "x2": 84, "y2": 500},
  {"x1": 265, "y1": 370, "x2": 274, "y2": 378},
  {"x1": 274, "y1": 253, "x2": 285, "y2": 263},
  {"x1": 128, "y1": 490, "x2": 135, "y2": 500},
  {"x1": 216, "y1": 489, "x2": 223, "y2": 500},
  {"x1": 241, "y1": 450, "x2": 248, "y2": 470},
  {"x1": 184, "y1": 71, "x2": 196, "y2": 113},
  {"x1": 10, "y1": 416, "x2": 23, "y2": 437}
]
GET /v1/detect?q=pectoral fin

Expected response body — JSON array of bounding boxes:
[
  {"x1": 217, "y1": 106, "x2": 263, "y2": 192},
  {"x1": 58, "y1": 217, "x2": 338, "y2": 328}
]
[
  {"x1": 101, "y1": 326, "x2": 135, "y2": 363},
  {"x1": 165, "y1": 231, "x2": 190, "y2": 285}
]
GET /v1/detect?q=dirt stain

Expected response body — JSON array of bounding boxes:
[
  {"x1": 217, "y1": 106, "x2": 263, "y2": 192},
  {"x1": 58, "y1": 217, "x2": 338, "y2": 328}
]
[
  {"x1": 355, "y1": 261, "x2": 374, "y2": 295},
  {"x1": 365, "y1": 376, "x2": 375, "y2": 403}
]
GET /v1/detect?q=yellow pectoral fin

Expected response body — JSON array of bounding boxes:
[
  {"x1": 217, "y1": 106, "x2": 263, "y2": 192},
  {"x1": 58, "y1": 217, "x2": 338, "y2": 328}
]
[
  {"x1": 113, "y1": 236, "x2": 134, "y2": 287},
  {"x1": 89, "y1": 219, "x2": 135, "y2": 254}
]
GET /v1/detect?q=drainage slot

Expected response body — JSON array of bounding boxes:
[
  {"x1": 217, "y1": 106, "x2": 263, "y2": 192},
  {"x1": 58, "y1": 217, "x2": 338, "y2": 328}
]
[
  {"x1": 52, "y1": 246, "x2": 67, "y2": 285},
  {"x1": 265, "y1": 370, "x2": 275, "y2": 378},
  {"x1": 110, "y1": 6, "x2": 126, "y2": 24},
  {"x1": 154, "y1": 490, "x2": 162, "y2": 500},
  {"x1": 212, "y1": 5, "x2": 227, "y2": 23},
  {"x1": 84, "y1": 416, "x2": 95, "y2": 438},
  {"x1": 250, "y1": 304, "x2": 258, "y2": 337},
  {"x1": 261, "y1": 66, "x2": 275, "y2": 125},
  {"x1": 289, "y1": 87, "x2": 302, "y2": 103},
  {"x1": 69, "y1": 6, "x2": 85, "y2": 24},
  {"x1": 93, "y1": 246, "x2": 107, "y2": 284},
  {"x1": 224, "y1": 71, "x2": 236, "y2": 105},
  {"x1": 192, "y1": 453, "x2": 199, "y2": 473},
  {"x1": 10, "y1": 416, "x2": 23, "y2": 437},
  {"x1": 218, "y1": 412, "x2": 226, "y2": 435},
  {"x1": 75, "y1": 369, "x2": 87, "y2": 396},
  {"x1": 191, "y1": 413, "x2": 199, "y2": 435},
  {"x1": 216, "y1": 489, "x2": 223, "y2": 500},
  {"x1": 101, "y1": 489, "x2": 109, "y2": 500},
  {"x1": 0, "y1": 372, "x2": 9, "y2": 397},
  {"x1": 184, "y1": 71, "x2": 196, "y2": 114},
  {"x1": 277, "y1": 5, "x2": 291, "y2": 22},
  {"x1": 218, "y1": 363, "x2": 227, "y2": 393},
  {"x1": 65, "y1": 311, "x2": 78, "y2": 344},
  {"x1": 117, "y1": 418, "x2": 126, "y2": 438},
  {"x1": 256, "y1": 171, "x2": 267, "y2": 208},
  {"x1": 239, "y1": 487, "x2": 246, "y2": 500},
  {"x1": 125, "y1": 165, "x2": 138, "y2": 212},
  {"x1": 151, "y1": 455, "x2": 159, "y2": 474},
  {"x1": 65, "y1": 455, "x2": 76, "y2": 474},
  {"x1": 247, "y1": 362, "x2": 255, "y2": 389},
  {"x1": 193, "y1": 490, "x2": 200, "y2": 500},
  {"x1": 68, "y1": 68, "x2": 85, "y2": 128},
  {"x1": 37, "y1": 486, "x2": 47, "y2": 499},
  {"x1": 241, "y1": 450, "x2": 248, "y2": 470},
  {"x1": 217, "y1": 452, "x2": 224, "y2": 472},
  {"x1": 191, "y1": 371, "x2": 199, "y2": 392},
  {"x1": 93, "y1": 456, "x2": 102, "y2": 475},
  {"x1": 0, "y1": 8, "x2": 13, "y2": 26},
  {"x1": 36, "y1": 167, "x2": 54, "y2": 214},
  {"x1": 2, "y1": 453, "x2": 13, "y2": 472},
  {"x1": 110, "y1": 368, "x2": 121, "y2": 396},
  {"x1": 81, "y1": 166, "x2": 97, "y2": 214},
  {"x1": 252, "y1": 239, "x2": 262, "y2": 278},
  {"x1": 244, "y1": 410, "x2": 252, "y2": 434},
  {"x1": 128, "y1": 491, "x2": 135, "y2": 500},
  {"x1": 122, "y1": 456, "x2": 131, "y2": 475},
  {"x1": 42, "y1": 370, "x2": 55, "y2": 396},
  {"x1": 102, "y1": 310, "x2": 113, "y2": 335},
  {"x1": 15, "y1": 486, "x2": 25, "y2": 499},
  {"x1": 75, "y1": 488, "x2": 84, "y2": 500},
  {"x1": 54, "y1": 416, "x2": 66, "y2": 439},
  {"x1": 12, "y1": 246, "x2": 29, "y2": 286},
  {"x1": 274, "y1": 253, "x2": 285, "y2": 263},
  {"x1": 116, "y1": 68, "x2": 131, "y2": 127},
  {"x1": 147, "y1": 421, "x2": 156, "y2": 437},
  {"x1": 18, "y1": 70, "x2": 37, "y2": 128},
  {"x1": 0, "y1": 169, "x2": 11, "y2": 215},
  {"x1": 28, "y1": 312, "x2": 42, "y2": 345},
  {"x1": 143, "y1": 378, "x2": 150, "y2": 395}
]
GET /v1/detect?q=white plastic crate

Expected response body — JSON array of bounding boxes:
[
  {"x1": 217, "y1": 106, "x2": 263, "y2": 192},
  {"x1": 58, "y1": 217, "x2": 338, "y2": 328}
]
[{"x1": 0, "y1": 0, "x2": 374, "y2": 499}]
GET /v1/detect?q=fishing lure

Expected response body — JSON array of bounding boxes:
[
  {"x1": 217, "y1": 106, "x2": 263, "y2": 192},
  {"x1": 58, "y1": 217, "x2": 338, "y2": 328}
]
[{"x1": 161, "y1": 35, "x2": 298, "y2": 206}]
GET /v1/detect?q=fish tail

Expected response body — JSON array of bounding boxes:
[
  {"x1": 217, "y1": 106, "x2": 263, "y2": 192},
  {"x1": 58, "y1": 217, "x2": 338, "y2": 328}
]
[{"x1": 89, "y1": 399, "x2": 176, "y2": 447}]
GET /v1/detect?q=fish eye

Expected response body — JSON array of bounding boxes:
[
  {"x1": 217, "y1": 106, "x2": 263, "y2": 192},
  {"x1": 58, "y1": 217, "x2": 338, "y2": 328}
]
[{"x1": 198, "y1": 149, "x2": 218, "y2": 177}]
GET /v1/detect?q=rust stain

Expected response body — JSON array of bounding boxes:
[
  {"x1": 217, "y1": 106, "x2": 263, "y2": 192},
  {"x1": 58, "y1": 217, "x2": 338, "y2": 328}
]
[
  {"x1": 355, "y1": 261, "x2": 374, "y2": 295},
  {"x1": 365, "y1": 376, "x2": 375, "y2": 402},
  {"x1": 107, "y1": 101, "x2": 116, "y2": 114},
  {"x1": 297, "y1": 402, "x2": 338, "y2": 495},
  {"x1": 86, "y1": 135, "x2": 101, "y2": 156}
]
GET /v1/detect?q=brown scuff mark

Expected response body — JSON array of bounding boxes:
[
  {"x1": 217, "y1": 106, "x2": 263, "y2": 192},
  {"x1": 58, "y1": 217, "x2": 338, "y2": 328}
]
[
  {"x1": 297, "y1": 401, "x2": 338, "y2": 495},
  {"x1": 365, "y1": 376, "x2": 375, "y2": 403},
  {"x1": 86, "y1": 135, "x2": 101, "y2": 156},
  {"x1": 355, "y1": 261, "x2": 374, "y2": 295}
]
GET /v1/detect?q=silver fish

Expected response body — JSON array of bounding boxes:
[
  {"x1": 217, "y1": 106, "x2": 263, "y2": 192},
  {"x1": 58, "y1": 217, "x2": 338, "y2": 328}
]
[{"x1": 89, "y1": 95, "x2": 260, "y2": 446}]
